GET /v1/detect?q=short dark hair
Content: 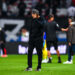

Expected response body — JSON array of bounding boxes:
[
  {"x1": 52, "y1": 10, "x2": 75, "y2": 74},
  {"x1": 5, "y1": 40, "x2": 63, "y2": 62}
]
[
  {"x1": 48, "y1": 14, "x2": 54, "y2": 19},
  {"x1": 68, "y1": 17, "x2": 75, "y2": 22}
]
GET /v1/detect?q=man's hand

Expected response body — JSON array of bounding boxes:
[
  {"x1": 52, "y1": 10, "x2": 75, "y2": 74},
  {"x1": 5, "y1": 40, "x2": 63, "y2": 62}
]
[
  {"x1": 61, "y1": 28, "x2": 68, "y2": 32},
  {"x1": 69, "y1": 42, "x2": 71, "y2": 46}
]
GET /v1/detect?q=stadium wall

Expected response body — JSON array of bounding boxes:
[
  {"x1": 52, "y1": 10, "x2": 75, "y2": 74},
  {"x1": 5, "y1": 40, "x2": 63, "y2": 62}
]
[{"x1": 0, "y1": 17, "x2": 68, "y2": 54}]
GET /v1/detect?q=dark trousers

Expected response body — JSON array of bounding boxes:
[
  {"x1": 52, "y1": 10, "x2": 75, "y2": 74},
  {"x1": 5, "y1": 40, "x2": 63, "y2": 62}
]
[
  {"x1": 28, "y1": 39, "x2": 43, "y2": 68},
  {"x1": 68, "y1": 44, "x2": 75, "y2": 61},
  {"x1": 0, "y1": 43, "x2": 5, "y2": 54},
  {"x1": 68, "y1": 46, "x2": 72, "y2": 61}
]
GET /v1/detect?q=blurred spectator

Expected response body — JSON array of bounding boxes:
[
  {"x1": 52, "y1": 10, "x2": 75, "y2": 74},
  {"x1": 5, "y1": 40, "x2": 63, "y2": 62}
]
[
  {"x1": 72, "y1": 0, "x2": 75, "y2": 6},
  {"x1": 0, "y1": 0, "x2": 75, "y2": 18},
  {"x1": 45, "y1": 3, "x2": 50, "y2": 18},
  {"x1": 17, "y1": 28, "x2": 29, "y2": 42},
  {"x1": 45, "y1": 0, "x2": 51, "y2": 8},
  {"x1": 67, "y1": 3, "x2": 75, "y2": 17},
  {"x1": 60, "y1": 0, "x2": 66, "y2": 8},
  {"x1": 0, "y1": 27, "x2": 7, "y2": 57},
  {"x1": 45, "y1": 0, "x2": 60, "y2": 8},
  {"x1": 7, "y1": 1, "x2": 19, "y2": 17},
  {"x1": 18, "y1": 0, "x2": 26, "y2": 17},
  {"x1": 35, "y1": 0, "x2": 45, "y2": 15},
  {"x1": 1, "y1": 0, "x2": 7, "y2": 17},
  {"x1": 32, "y1": 0, "x2": 38, "y2": 8},
  {"x1": 52, "y1": 1, "x2": 58, "y2": 16},
  {"x1": 66, "y1": 0, "x2": 72, "y2": 7},
  {"x1": 0, "y1": 0, "x2": 2, "y2": 17}
]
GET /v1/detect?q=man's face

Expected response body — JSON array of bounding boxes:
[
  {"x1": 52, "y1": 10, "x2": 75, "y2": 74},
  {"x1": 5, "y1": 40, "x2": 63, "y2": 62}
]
[
  {"x1": 51, "y1": 17, "x2": 54, "y2": 21},
  {"x1": 49, "y1": 17, "x2": 54, "y2": 22},
  {"x1": 68, "y1": 19, "x2": 72, "y2": 25},
  {"x1": 68, "y1": 19, "x2": 72, "y2": 23},
  {"x1": 32, "y1": 13, "x2": 37, "y2": 19},
  {"x1": 22, "y1": 29, "x2": 26, "y2": 35}
]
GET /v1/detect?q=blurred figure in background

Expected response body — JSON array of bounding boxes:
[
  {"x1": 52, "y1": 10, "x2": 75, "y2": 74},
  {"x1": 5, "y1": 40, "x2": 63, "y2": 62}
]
[
  {"x1": 17, "y1": 28, "x2": 29, "y2": 42},
  {"x1": 0, "y1": 27, "x2": 7, "y2": 57},
  {"x1": 66, "y1": 0, "x2": 72, "y2": 7},
  {"x1": 67, "y1": 3, "x2": 75, "y2": 17},
  {"x1": 35, "y1": 0, "x2": 45, "y2": 15},
  {"x1": 18, "y1": 0, "x2": 26, "y2": 17},
  {"x1": 7, "y1": 1, "x2": 19, "y2": 17},
  {"x1": 0, "y1": 0, "x2": 7, "y2": 17},
  {"x1": 0, "y1": 0, "x2": 2, "y2": 17},
  {"x1": 52, "y1": 0, "x2": 58, "y2": 16},
  {"x1": 62, "y1": 17, "x2": 75, "y2": 64},
  {"x1": 72, "y1": 0, "x2": 75, "y2": 6},
  {"x1": 45, "y1": 3, "x2": 50, "y2": 18}
]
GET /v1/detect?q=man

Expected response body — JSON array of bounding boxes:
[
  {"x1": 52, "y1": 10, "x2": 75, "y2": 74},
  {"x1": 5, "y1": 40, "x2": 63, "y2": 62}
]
[
  {"x1": 63, "y1": 17, "x2": 75, "y2": 64},
  {"x1": 45, "y1": 14, "x2": 62, "y2": 63},
  {"x1": 62, "y1": 17, "x2": 74, "y2": 63},
  {"x1": 0, "y1": 27, "x2": 7, "y2": 57},
  {"x1": 25, "y1": 9, "x2": 45, "y2": 71}
]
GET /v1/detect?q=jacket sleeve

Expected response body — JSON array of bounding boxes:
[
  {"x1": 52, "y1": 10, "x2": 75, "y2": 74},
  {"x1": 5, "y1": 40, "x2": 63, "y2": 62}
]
[
  {"x1": 36, "y1": 19, "x2": 45, "y2": 25},
  {"x1": 24, "y1": 18, "x2": 32, "y2": 32},
  {"x1": 68, "y1": 27, "x2": 73, "y2": 43},
  {"x1": 35, "y1": 17, "x2": 46, "y2": 26}
]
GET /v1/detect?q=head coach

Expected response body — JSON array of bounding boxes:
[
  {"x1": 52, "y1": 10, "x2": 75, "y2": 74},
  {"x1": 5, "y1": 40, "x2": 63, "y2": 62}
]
[{"x1": 25, "y1": 9, "x2": 45, "y2": 71}]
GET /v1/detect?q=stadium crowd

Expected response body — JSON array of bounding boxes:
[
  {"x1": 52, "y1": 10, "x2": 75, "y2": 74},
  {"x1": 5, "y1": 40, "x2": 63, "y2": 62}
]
[{"x1": 0, "y1": 0, "x2": 75, "y2": 18}]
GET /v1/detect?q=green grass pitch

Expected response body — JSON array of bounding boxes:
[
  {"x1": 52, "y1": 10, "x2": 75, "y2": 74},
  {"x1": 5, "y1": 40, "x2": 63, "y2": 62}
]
[{"x1": 0, "y1": 55, "x2": 75, "y2": 75}]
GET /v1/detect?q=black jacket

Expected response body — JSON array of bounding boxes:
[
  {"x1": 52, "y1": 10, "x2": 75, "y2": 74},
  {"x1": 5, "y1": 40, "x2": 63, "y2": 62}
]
[
  {"x1": 25, "y1": 16, "x2": 45, "y2": 42},
  {"x1": 67, "y1": 25, "x2": 75, "y2": 44},
  {"x1": 45, "y1": 21, "x2": 60, "y2": 41},
  {"x1": 0, "y1": 30, "x2": 5, "y2": 43}
]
